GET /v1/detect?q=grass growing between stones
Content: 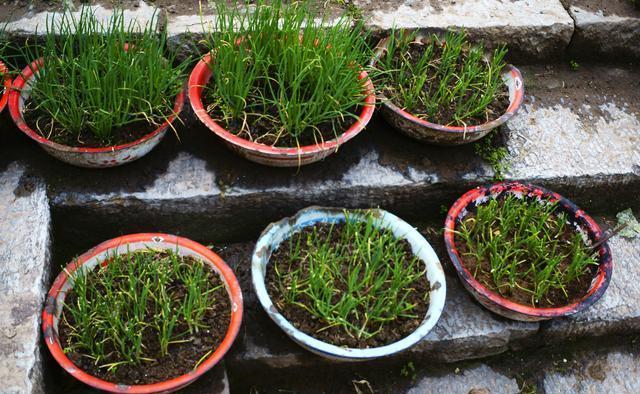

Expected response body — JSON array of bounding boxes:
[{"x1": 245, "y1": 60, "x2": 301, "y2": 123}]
[
  {"x1": 60, "y1": 248, "x2": 229, "y2": 383},
  {"x1": 267, "y1": 211, "x2": 430, "y2": 348},
  {"x1": 455, "y1": 194, "x2": 598, "y2": 307},
  {"x1": 374, "y1": 29, "x2": 508, "y2": 126},
  {"x1": 202, "y1": 0, "x2": 370, "y2": 148},
  {"x1": 23, "y1": 7, "x2": 188, "y2": 147}
]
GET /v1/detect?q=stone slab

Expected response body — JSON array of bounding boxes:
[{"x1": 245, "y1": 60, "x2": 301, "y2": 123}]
[
  {"x1": 542, "y1": 233, "x2": 640, "y2": 341},
  {"x1": 565, "y1": 1, "x2": 640, "y2": 60},
  {"x1": 216, "y1": 243, "x2": 537, "y2": 371},
  {"x1": 359, "y1": 0, "x2": 574, "y2": 60},
  {"x1": 13, "y1": 62, "x2": 634, "y2": 252},
  {"x1": 543, "y1": 350, "x2": 640, "y2": 393},
  {"x1": 164, "y1": 0, "x2": 574, "y2": 60},
  {"x1": 408, "y1": 364, "x2": 520, "y2": 394},
  {"x1": 0, "y1": 163, "x2": 51, "y2": 394},
  {"x1": 411, "y1": 275, "x2": 538, "y2": 363},
  {"x1": 4, "y1": 2, "x2": 159, "y2": 35}
]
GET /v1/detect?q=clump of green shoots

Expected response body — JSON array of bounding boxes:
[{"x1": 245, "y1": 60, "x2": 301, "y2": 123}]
[
  {"x1": 24, "y1": 7, "x2": 188, "y2": 146},
  {"x1": 474, "y1": 129, "x2": 510, "y2": 180},
  {"x1": 61, "y1": 248, "x2": 226, "y2": 374},
  {"x1": 375, "y1": 29, "x2": 508, "y2": 126},
  {"x1": 456, "y1": 194, "x2": 598, "y2": 307},
  {"x1": 272, "y1": 211, "x2": 428, "y2": 341},
  {"x1": 203, "y1": 0, "x2": 370, "y2": 147}
]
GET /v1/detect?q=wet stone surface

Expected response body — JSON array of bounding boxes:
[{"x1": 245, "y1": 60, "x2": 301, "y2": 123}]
[
  {"x1": 543, "y1": 349, "x2": 640, "y2": 393},
  {"x1": 0, "y1": 163, "x2": 51, "y2": 394}
]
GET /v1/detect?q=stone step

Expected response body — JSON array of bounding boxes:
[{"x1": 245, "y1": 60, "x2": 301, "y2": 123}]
[
  {"x1": 230, "y1": 332, "x2": 639, "y2": 393},
  {"x1": 3, "y1": 1, "x2": 638, "y2": 63},
  {"x1": 562, "y1": 0, "x2": 640, "y2": 61},
  {"x1": 2, "y1": 61, "x2": 631, "y2": 250},
  {"x1": 0, "y1": 163, "x2": 51, "y2": 394},
  {"x1": 212, "y1": 220, "x2": 640, "y2": 378},
  {"x1": 167, "y1": 0, "x2": 574, "y2": 61}
]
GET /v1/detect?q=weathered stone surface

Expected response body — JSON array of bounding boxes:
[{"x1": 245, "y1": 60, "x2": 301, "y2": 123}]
[
  {"x1": 567, "y1": 2, "x2": 640, "y2": 60},
  {"x1": 543, "y1": 350, "x2": 640, "y2": 393},
  {"x1": 21, "y1": 63, "x2": 635, "y2": 253},
  {"x1": 359, "y1": 0, "x2": 574, "y2": 60},
  {"x1": 163, "y1": 0, "x2": 574, "y2": 60},
  {"x1": 216, "y1": 244, "x2": 537, "y2": 370},
  {"x1": 543, "y1": 234, "x2": 640, "y2": 340},
  {"x1": 0, "y1": 163, "x2": 51, "y2": 394},
  {"x1": 5, "y1": 2, "x2": 159, "y2": 34},
  {"x1": 408, "y1": 364, "x2": 520, "y2": 394},
  {"x1": 411, "y1": 275, "x2": 538, "y2": 363}
]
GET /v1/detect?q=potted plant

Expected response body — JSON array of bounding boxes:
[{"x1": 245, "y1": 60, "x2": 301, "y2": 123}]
[
  {"x1": 370, "y1": 30, "x2": 524, "y2": 145},
  {"x1": 252, "y1": 206, "x2": 446, "y2": 360},
  {"x1": 444, "y1": 182, "x2": 613, "y2": 321},
  {"x1": 42, "y1": 233, "x2": 243, "y2": 393},
  {"x1": 9, "y1": 9, "x2": 188, "y2": 168},
  {"x1": 188, "y1": 1, "x2": 375, "y2": 167}
]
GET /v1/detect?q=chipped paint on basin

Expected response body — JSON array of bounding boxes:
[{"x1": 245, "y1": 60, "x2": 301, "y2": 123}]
[
  {"x1": 0, "y1": 61, "x2": 11, "y2": 113},
  {"x1": 444, "y1": 182, "x2": 613, "y2": 322},
  {"x1": 251, "y1": 206, "x2": 446, "y2": 361},
  {"x1": 370, "y1": 36, "x2": 524, "y2": 146},
  {"x1": 42, "y1": 233, "x2": 243, "y2": 393},
  {"x1": 9, "y1": 59, "x2": 184, "y2": 168}
]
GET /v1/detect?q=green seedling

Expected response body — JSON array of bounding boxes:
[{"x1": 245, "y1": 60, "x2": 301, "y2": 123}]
[
  {"x1": 61, "y1": 248, "x2": 225, "y2": 373},
  {"x1": 456, "y1": 194, "x2": 598, "y2": 306},
  {"x1": 272, "y1": 210, "x2": 428, "y2": 340},
  {"x1": 375, "y1": 29, "x2": 507, "y2": 126},
  {"x1": 474, "y1": 129, "x2": 510, "y2": 180},
  {"x1": 569, "y1": 60, "x2": 580, "y2": 71},
  {"x1": 203, "y1": 0, "x2": 370, "y2": 147},
  {"x1": 24, "y1": 7, "x2": 189, "y2": 146}
]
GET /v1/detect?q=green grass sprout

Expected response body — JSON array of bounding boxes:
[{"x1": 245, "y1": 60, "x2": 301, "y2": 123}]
[
  {"x1": 23, "y1": 7, "x2": 189, "y2": 146},
  {"x1": 203, "y1": 0, "x2": 371, "y2": 147},
  {"x1": 61, "y1": 248, "x2": 226, "y2": 374},
  {"x1": 456, "y1": 194, "x2": 598, "y2": 306},
  {"x1": 272, "y1": 210, "x2": 428, "y2": 341},
  {"x1": 375, "y1": 29, "x2": 508, "y2": 126}
]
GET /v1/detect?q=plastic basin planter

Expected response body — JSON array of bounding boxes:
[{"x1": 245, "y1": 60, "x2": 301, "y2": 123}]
[
  {"x1": 251, "y1": 206, "x2": 447, "y2": 360},
  {"x1": 370, "y1": 36, "x2": 524, "y2": 146},
  {"x1": 188, "y1": 53, "x2": 376, "y2": 167},
  {"x1": 9, "y1": 59, "x2": 184, "y2": 168},
  {"x1": 444, "y1": 182, "x2": 613, "y2": 322},
  {"x1": 42, "y1": 234, "x2": 243, "y2": 394},
  {"x1": 0, "y1": 61, "x2": 11, "y2": 113}
]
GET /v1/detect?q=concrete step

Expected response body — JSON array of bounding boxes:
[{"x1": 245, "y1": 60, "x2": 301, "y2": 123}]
[
  {"x1": 0, "y1": 163, "x2": 51, "y2": 394},
  {"x1": 562, "y1": 0, "x2": 640, "y2": 61},
  {"x1": 212, "y1": 220, "x2": 640, "y2": 377},
  {"x1": 0, "y1": 61, "x2": 632, "y2": 250},
  {"x1": 228, "y1": 331, "x2": 640, "y2": 393}
]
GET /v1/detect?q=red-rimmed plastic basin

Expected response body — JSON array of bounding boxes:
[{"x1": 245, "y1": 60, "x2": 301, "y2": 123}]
[
  {"x1": 0, "y1": 61, "x2": 11, "y2": 113},
  {"x1": 9, "y1": 59, "x2": 184, "y2": 168},
  {"x1": 42, "y1": 233, "x2": 243, "y2": 393},
  {"x1": 370, "y1": 36, "x2": 524, "y2": 146},
  {"x1": 444, "y1": 182, "x2": 613, "y2": 321},
  {"x1": 188, "y1": 53, "x2": 375, "y2": 167}
]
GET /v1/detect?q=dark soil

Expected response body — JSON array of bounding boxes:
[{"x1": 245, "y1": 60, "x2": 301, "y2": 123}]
[
  {"x1": 58, "y1": 254, "x2": 231, "y2": 385},
  {"x1": 455, "y1": 204, "x2": 598, "y2": 308},
  {"x1": 205, "y1": 101, "x2": 362, "y2": 148},
  {"x1": 23, "y1": 104, "x2": 160, "y2": 148},
  {"x1": 265, "y1": 223, "x2": 430, "y2": 349},
  {"x1": 378, "y1": 42, "x2": 510, "y2": 126}
]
